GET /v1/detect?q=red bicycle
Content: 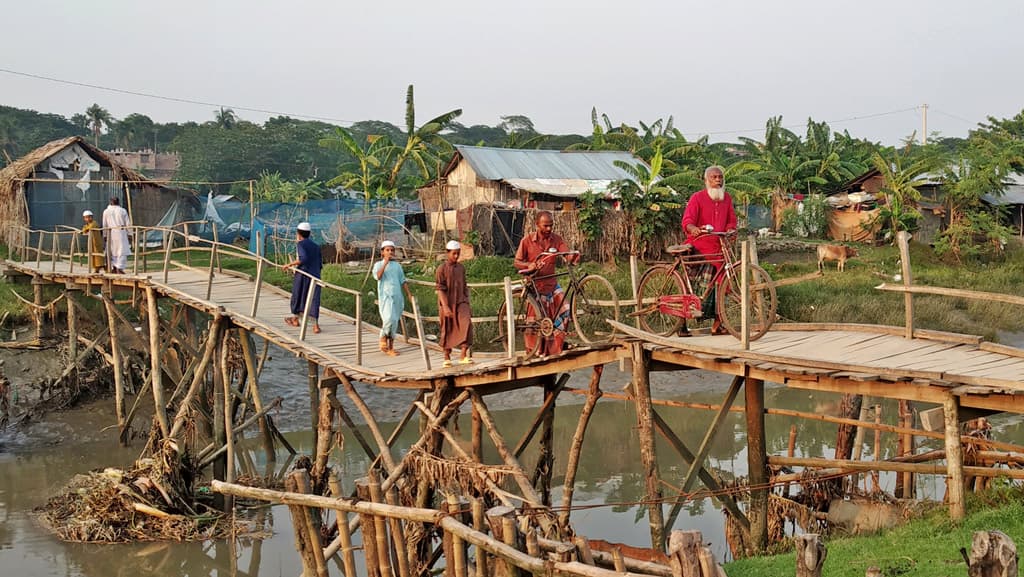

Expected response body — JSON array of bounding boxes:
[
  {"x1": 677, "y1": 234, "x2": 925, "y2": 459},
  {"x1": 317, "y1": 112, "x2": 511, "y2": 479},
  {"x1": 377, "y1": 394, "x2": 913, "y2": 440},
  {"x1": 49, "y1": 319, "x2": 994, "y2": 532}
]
[{"x1": 633, "y1": 232, "x2": 777, "y2": 341}]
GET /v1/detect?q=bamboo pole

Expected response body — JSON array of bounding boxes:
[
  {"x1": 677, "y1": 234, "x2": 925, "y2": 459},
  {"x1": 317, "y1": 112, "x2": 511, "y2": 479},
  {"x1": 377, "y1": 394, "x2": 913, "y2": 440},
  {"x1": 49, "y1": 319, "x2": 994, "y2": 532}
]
[
  {"x1": 356, "y1": 478, "x2": 386, "y2": 577},
  {"x1": 740, "y1": 239, "x2": 750, "y2": 349},
  {"x1": 682, "y1": 376, "x2": 743, "y2": 493},
  {"x1": 469, "y1": 391, "x2": 545, "y2": 507},
  {"x1": 103, "y1": 295, "x2": 127, "y2": 443},
  {"x1": 944, "y1": 394, "x2": 966, "y2": 521},
  {"x1": 206, "y1": 231, "x2": 218, "y2": 301},
  {"x1": 215, "y1": 481, "x2": 653, "y2": 577},
  {"x1": 212, "y1": 336, "x2": 227, "y2": 511},
  {"x1": 630, "y1": 341, "x2": 665, "y2": 550},
  {"x1": 355, "y1": 292, "x2": 363, "y2": 365},
  {"x1": 327, "y1": 473, "x2": 357, "y2": 577},
  {"x1": 222, "y1": 335, "x2": 236, "y2": 512},
  {"x1": 32, "y1": 278, "x2": 44, "y2": 340},
  {"x1": 503, "y1": 276, "x2": 515, "y2": 358},
  {"x1": 169, "y1": 314, "x2": 224, "y2": 439},
  {"x1": 286, "y1": 471, "x2": 328, "y2": 577},
  {"x1": 745, "y1": 376, "x2": 768, "y2": 552},
  {"x1": 340, "y1": 372, "x2": 398, "y2": 472},
  {"x1": 299, "y1": 280, "x2": 317, "y2": 341},
  {"x1": 471, "y1": 498, "x2": 488, "y2": 577},
  {"x1": 251, "y1": 231, "x2": 264, "y2": 316},
  {"x1": 767, "y1": 455, "x2": 1024, "y2": 478},
  {"x1": 487, "y1": 506, "x2": 521, "y2": 577},
  {"x1": 560, "y1": 366, "x2": 603, "y2": 530},
  {"x1": 514, "y1": 373, "x2": 571, "y2": 459},
  {"x1": 66, "y1": 287, "x2": 79, "y2": 373},
  {"x1": 239, "y1": 329, "x2": 275, "y2": 462},
  {"x1": 311, "y1": 380, "x2": 336, "y2": 492},
  {"x1": 897, "y1": 231, "x2": 914, "y2": 339},
  {"x1": 381, "y1": 478, "x2": 412, "y2": 577},
  {"x1": 448, "y1": 494, "x2": 469, "y2": 577},
  {"x1": 162, "y1": 231, "x2": 172, "y2": 283},
  {"x1": 308, "y1": 361, "x2": 319, "y2": 452},
  {"x1": 145, "y1": 287, "x2": 170, "y2": 438},
  {"x1": 408, "y1": 294, "x2": 431, "y2": 370}
]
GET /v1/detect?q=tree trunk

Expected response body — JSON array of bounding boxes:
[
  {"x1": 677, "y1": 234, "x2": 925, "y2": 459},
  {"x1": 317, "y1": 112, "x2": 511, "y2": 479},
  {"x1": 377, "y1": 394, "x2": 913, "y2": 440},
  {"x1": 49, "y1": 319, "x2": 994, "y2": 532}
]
[{"x1": 967, "y1": 531, "x2": 1017, "y2": 577}]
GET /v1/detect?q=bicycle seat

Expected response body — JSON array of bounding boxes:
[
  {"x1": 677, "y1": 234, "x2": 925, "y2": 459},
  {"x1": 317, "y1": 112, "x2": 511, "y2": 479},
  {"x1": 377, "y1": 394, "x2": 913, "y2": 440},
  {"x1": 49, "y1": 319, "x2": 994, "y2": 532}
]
[{"x1": 667, "y1": 244, "x2": 694, "y2": 255}]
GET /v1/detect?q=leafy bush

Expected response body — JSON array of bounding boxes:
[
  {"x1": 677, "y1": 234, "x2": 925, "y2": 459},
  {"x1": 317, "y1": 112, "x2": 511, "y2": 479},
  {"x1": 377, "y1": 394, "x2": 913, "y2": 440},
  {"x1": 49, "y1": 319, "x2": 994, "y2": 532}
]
[{"x1": 779, "y1": 194, "x2": 829, "y2": 238}]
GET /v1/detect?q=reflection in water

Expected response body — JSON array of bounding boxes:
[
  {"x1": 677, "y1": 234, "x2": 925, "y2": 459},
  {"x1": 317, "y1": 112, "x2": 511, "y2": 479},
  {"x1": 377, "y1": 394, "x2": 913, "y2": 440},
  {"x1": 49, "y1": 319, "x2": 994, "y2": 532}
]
[{"x1": 3, "y1": 352, "x2": 1021, "y2": 576}]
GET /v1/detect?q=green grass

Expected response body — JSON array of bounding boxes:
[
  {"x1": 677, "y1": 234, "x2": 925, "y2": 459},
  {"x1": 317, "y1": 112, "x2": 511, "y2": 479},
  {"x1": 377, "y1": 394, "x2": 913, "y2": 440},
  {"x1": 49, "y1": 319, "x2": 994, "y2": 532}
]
[{"x1": 725, "y1": 486, "x2": 1024, "y2": 577}]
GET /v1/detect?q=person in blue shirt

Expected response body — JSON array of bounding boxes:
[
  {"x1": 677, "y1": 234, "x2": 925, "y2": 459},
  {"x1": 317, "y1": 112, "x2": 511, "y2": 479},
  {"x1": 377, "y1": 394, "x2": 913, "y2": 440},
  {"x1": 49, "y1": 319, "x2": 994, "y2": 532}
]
[
  {"x1": 372, "y1": 240, "x2": 412, "y2": 355},
  {"x1": 284, "y1": 222, "x2": 322, "y2": 334}
]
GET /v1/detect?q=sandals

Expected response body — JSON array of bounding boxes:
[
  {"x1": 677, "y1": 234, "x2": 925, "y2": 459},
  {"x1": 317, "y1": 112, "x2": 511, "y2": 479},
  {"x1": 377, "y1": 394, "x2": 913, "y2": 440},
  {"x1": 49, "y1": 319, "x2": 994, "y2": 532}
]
[
  {"x1": 284, "y1": 317, "x2": 299, "y2": 327},
  {"x1": 459, "y1": 357, "x2": 474, "y2": 365},
  {"x1": 442, "y1": 360, "x2": 453, "y2": 368},
  {"x1": 312, "y1": 325, "x2": 321, "y2": 334}
]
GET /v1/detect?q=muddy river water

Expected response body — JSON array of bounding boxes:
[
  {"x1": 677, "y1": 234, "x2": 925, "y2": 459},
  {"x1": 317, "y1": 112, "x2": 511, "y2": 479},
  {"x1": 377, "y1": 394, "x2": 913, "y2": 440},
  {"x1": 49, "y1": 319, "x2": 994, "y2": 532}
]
[{"x1": 3, "y1": 337, "x2": 1024, "y2": 577}]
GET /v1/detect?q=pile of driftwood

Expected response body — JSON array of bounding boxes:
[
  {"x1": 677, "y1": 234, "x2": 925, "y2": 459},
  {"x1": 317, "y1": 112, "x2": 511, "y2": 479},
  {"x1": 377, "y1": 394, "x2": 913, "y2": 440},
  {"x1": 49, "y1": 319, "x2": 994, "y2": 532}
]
[{"x1": 38, "y1": 439, "x2": 250, "y2": 542}]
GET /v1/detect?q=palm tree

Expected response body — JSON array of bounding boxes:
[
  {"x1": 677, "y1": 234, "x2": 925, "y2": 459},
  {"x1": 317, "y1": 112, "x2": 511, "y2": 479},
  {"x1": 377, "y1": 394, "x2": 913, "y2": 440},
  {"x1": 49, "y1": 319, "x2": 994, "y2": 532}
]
[
  {"x1": 612, "y1": 146, "x2": 691, "y2": 256},
  {"x1": 870, "y1": 150, "x2": 931, "y2": 238},
  {"x1": 214, "y1": 107, "x2": 238, "y2": 129},
  {"x1": 84, "y1": 104, "x2": 113, "y2": 146},
  {"x1": 384, "y1": 85, "x2": 462, "y2": 195}
]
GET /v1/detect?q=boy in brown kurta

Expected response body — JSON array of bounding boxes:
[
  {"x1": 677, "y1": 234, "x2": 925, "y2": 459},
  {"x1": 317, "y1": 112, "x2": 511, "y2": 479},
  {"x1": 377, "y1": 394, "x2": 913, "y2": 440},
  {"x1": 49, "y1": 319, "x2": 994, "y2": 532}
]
[{"x1": 436, "y1": 240, "x2": 472, "y2": 366}]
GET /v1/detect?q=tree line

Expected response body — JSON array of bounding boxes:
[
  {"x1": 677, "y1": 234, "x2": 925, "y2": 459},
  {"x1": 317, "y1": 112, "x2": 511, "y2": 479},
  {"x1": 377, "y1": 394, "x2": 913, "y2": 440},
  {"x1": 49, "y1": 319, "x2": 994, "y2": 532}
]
[{"x1": 2, "y1": 85, "x2": 1023, "y2": 259}]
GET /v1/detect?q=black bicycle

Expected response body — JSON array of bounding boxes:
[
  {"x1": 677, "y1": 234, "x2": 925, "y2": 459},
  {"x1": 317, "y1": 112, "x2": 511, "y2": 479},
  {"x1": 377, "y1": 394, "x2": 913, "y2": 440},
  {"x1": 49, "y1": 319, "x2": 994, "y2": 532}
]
[{"x1": 496, "y1": 250, "x2": 620, "y2": 359}]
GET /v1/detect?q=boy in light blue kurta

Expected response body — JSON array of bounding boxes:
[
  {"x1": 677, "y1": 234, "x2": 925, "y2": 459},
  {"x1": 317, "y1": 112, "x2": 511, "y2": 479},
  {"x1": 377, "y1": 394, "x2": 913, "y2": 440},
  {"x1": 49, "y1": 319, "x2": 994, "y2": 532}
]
[{"x1": 372, "y1": 240, "x2": 412, "y2": 355}]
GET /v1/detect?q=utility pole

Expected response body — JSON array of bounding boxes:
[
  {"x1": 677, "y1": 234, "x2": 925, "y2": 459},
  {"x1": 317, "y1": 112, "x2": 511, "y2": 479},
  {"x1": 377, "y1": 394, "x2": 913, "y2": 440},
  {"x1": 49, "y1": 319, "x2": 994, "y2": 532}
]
[{"x1": 921, "y1": 103, "x2": 928, "y2": 145}]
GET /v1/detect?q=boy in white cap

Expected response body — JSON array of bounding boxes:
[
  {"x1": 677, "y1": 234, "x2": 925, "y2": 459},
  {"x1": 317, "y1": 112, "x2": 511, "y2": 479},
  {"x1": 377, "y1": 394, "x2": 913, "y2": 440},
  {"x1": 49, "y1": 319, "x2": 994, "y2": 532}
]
[
  {"x1": 284, "y1": 222, "x2": 322, "y2": 333},
  {"x1": 372, "y1": 240, "x2": 412, "y2": 355},
  {"x1": 81, "y1": 210, "x2": 105, "y2": 273},
  {"x1": 435, "y1": 240, "x2": 472, "y2": 366}
]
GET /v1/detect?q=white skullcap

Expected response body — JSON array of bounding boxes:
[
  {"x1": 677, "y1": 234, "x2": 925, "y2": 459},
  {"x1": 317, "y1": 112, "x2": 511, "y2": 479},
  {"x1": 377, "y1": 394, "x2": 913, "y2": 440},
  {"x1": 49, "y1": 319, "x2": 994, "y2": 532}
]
[
  {"x1": 296, "y1": 222, "x2": 312, "y2": 232},
  {"x1": 381, "y1": 240, "x2": 396, "y2": 249},
  {"x1": 446, "y1": 240, "x2": 462, "y2": 251},
  {"x1": 82, "y1": 210, "x2": 93, "y2": 217}
]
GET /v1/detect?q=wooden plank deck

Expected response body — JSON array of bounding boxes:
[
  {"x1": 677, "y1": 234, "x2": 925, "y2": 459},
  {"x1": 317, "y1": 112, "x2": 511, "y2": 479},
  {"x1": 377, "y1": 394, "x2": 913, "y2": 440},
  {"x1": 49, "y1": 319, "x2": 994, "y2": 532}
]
[{"x1": 9, "y1": 258, "x2": 1024, "y2": 407}]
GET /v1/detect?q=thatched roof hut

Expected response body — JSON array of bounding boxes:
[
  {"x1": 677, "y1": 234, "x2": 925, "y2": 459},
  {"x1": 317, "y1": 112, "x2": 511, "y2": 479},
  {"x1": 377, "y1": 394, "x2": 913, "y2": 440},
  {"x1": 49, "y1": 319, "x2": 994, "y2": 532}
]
[{"x1": 0, "y1": 136, "x2": 196, "y2": 247}]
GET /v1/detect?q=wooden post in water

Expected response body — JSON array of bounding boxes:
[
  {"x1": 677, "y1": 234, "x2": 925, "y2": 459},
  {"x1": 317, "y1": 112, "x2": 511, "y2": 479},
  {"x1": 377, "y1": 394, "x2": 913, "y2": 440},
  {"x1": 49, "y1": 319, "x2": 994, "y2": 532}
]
[
  {"x1": 795, "y1": 534, "x2": 827, "y2": 577},
  {"x1": 503, "y1": 277, "x2": 515, "y2": 358},
  {"x1": 740, "y1": 239, "x2": 750, "y2": 350},
  {"x1": 32, "y1": 278, "x2": 45, "y2": 340},
  {"x1": 286, "y1": 470, "x2": 328, "y2": 577},
  {"x1": 328, "y1": 473, "x2": 358, "y2": 577},
  {"x1": 221, "y1": 334, "x2": 235, "y2": 512},
  {"x1": 308, "y1": 361, "x2": 319, "y2": 452},
  {"x1": 471, "y1": 498, "x2": 488, "y2": 577},
  {"x1": 66, "y1": 286, "x2": 79, "y2": 373},
  {"x1": 104, "y1": 293, "x2": 127, "y2": 444},
  {"x1": 371, "y1": 471, "x2": 408, "y2": 577},
  {"x1": 212, "y1": 335, "x2": 227, "y2": 512},
  {"x1": 560, "y1": 366, "x2": 603, "y2": 531},
  {"x1": 239, "y1": 329, "x2": 275, "y2": 463},
  {"x1": 311, "y1": 376, "x2": 336, "y2": 493},
  {"x1": 944, "y1": 393, "x2": 966, "y2": 521},
  {"x1": 745, "y1": 375, "x2": 769, "y2": 551},
  {"x1": 145, "y1": 287, "x2": 170, "y2": 438},
  {"x1": 356, "y1": 478, "x2": 387, "y2": 577},
  {"x1": 486, "y1": 506, "x2": 522, "y2": 577},
  {"x1": 897, "y1": 231, "x2": 915, "y2": 339},
  {"x1": 630, "y1": 341, "x2": 665, "y2": 550},
  {"x1": 535, "y1": 374, "x2": 557, "y2": 506}
]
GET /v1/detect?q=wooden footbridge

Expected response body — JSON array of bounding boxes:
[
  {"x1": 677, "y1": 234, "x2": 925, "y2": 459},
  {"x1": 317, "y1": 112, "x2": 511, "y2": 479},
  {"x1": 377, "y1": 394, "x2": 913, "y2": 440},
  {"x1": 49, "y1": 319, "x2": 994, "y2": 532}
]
[{"x1": 6, "y1": 224, "x2": 1024, "y2": 576}]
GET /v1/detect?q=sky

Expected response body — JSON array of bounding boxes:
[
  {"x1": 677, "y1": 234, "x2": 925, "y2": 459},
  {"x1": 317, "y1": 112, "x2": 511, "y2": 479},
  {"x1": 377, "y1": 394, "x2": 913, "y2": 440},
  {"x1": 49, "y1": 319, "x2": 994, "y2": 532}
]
[{"x1": 1, "y1": 0, "x2": 1023, "y2": 145}]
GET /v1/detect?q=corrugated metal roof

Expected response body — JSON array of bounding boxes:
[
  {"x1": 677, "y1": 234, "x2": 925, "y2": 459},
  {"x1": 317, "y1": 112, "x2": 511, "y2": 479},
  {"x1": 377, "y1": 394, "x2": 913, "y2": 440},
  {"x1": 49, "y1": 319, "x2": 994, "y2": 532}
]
[
  {"x1": 453, "y1": 145, "x2": 643, "y2": 181},
  {"x1": 982, "y1": 185, "x2": 1024, "y2": 206}
]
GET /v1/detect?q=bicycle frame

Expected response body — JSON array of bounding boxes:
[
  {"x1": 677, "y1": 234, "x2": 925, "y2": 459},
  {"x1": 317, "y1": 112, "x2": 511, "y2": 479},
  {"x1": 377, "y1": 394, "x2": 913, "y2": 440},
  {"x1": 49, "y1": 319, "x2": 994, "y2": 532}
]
[{"x1": 657, "y1": 234, "x2": 736, "y2": 320}]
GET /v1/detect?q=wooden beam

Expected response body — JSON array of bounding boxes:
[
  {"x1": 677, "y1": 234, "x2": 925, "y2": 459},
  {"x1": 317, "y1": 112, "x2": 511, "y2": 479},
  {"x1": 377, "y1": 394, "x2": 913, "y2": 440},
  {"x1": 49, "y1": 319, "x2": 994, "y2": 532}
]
[
  {"x1": 745, "y1": 375, "x2": 768, "y2": 552},
  {"x1": 944, "y1": 394, "x2": 966, "y2": 521},
  {"x1": 146, "y1": 287, "x2": 169, "y2": 437},
  {"x1": 630, "y1": 341, "x2": 664, "y2": 550},
  {"x1": 681, "y1": 376, "x2": 744, "y2": 493}
]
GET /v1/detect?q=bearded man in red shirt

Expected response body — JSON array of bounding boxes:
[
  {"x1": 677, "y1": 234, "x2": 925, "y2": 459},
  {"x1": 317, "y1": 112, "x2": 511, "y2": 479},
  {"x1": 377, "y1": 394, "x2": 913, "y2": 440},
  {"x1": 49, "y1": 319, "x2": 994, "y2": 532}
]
[{"x1": 679, "y1": 165, "x2": 738, "y2": 335}]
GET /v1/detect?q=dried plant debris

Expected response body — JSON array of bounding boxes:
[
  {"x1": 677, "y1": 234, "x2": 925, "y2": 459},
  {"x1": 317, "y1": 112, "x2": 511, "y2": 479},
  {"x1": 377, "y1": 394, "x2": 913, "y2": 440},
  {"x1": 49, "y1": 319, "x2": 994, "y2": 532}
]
[{"x1": 37, "y1": 440, "x2": 259, "y2": 542}]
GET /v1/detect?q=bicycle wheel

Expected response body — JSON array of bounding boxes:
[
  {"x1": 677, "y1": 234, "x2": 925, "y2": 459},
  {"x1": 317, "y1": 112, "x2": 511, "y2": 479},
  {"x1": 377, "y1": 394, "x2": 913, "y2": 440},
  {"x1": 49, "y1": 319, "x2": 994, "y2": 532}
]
[
  {"x1": 636, "y1": 265, "x2": 685, "y2": 336},
  {"x1": 571, "y1": 274, "x2": 620, "y2": 344},
  {"x1": 497, "y1": 294, "x2": 546, "y2": 359},
  {"x1": 716, "y1": 264, "x2": 777, "y2": 341}
]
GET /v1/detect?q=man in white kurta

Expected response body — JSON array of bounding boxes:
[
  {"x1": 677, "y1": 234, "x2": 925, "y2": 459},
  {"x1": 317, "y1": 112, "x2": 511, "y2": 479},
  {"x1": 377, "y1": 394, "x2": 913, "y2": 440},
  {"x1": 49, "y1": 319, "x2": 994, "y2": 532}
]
[{"x1": 102, "y1": 197, "x2": 132, "y2": 273}]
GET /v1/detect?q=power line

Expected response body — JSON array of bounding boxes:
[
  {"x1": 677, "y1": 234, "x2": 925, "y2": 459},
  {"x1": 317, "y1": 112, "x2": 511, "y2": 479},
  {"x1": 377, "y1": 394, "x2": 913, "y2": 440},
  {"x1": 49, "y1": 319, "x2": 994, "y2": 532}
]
[
  {"x1": 0, "y1": 67, "x2": 362, "y2": 126},
  {"x1": 931, "y1": 108, "x2": 977, "y2": 125},
  {"x1": 687, "y1": 106, "x2": 922, "y2": 138}
]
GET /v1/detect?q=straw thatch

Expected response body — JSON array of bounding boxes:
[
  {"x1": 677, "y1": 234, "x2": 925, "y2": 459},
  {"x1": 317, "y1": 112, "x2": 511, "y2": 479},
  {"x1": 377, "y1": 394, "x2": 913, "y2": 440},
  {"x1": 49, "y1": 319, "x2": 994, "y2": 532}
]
[{"x1": 0, "y1": 136, "x2": 178, "y2": 248}]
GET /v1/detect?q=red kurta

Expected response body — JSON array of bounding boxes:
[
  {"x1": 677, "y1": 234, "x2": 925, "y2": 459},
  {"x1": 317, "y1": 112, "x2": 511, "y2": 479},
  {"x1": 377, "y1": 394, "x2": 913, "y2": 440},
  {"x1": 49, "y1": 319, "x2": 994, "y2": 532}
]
[
  {"x1": 514, "y1": 231, "x2": 570, "y2": 294},
  {"x1": 680, "y1": 189, "x2": 738, "y2": 257}
]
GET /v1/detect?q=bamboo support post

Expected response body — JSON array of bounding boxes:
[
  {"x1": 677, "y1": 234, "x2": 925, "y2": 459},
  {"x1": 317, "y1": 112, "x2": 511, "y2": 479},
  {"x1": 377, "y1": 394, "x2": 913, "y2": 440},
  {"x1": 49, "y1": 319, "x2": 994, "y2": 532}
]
[
  {"x1": 251, "y1": 232, "x2": 264, "y2": 316},
  {"x1": 103, "y1": 295, "x2": 127, "y2": 443},
  {"x1": 311, "y1": 378, "x2": 337, "y2": 491},
  {"x1": 206, "y1": 234, "x2": 217, "y2": 301},
  {"x1": 35, "y1": 232, "x2": 43, "y2": 267},
  {"x1": 611, "y1": 548, "x2": 627, "y2": 573},
  {"x1": 745, "y1": 376, "x2": 768, "y2": 551},
  {"x1": 212, "y1": 337, "x2": 227, "y2": 510},
  {"x1": 630, "y1": 341, "x2": 665, "y2": 550},
  {"x1": 471, "y1": 403, "x2": 483, "y2": 462},
  {"x1": 66, "y1": 287, "x2": 79, "y2": 372},
  {"x1": 340, "y1": 373, "x2": 398, "y2": 472},
  {"x1": 409, "y1": 294, "x2": 431, "y2": 370},
  {"x1": 371, "y1": 471, "x2": 409, "y2": 577},
  {"x1": 560, "y1": 366, "x2": 603, "y2": 530},
  {"x1": 307, "y1": 361, "x2": 319, "y2": 450},
  {"x1": 446, "y1": 494, "x2": 469, "y2": 577},
  {"x1": 900, "y1": 400, "x2": 915, "y2": 498},
  {"x1": 68, "y1": 232, "x2": 78, "y2": 274},
  {"x1": 32, "y1": 278, "x2": 45, "y2": 340},
  {"x1": 286, "y1": 471, "x2": 328, "y2": 577},
  {"x1": 897, "y1": 230, "x2": 914, "y2": 338},
  {"x1": 471, "y1": 498, "x2": 488, "y2": 577},
  {"x1": 469, "y1": 391, "x2": 545, "y2": 508},
  {"x1": 945, "y1": 394, "x2": 966, "y2": 521},
  {"x1": 795, "y1": 534, "x2": 827, "y2": 577},
  {"x1": 682, "y1": 376, "x2": 743, "y2": 493},
  {"x1": 356, "y1": 478, "x2": 386, "y2": 577},
  {"x1": 239, "y1": 329, "x2": 275, "y2": 462},
  {"x1": 50, "y1": 232, "x2": 57, "y2": 272},
  {"x1": 327, "y1": 474, "x2": 358, "y2": 577},
  {"x1": 503, "y1": 276, "x2": 515, "y2": 358},
  {"x1": 667, "y1": 530, "x2": 701, "y2": 577},
  {"x1": 871, "y1": 403, "x2": 882, "y2": 493},
  {"x1": 222, "y1": 337, "x2": 236, "y2": 512},
  {"x1": 534, "y1": 377, "x2": 556, "y2": 505},
  {"x1": 354, "y1": 292, "x2": 363, "y2": 365},
  {"x1": 145, "y1": 287, "x2": 170, "y2": 438},
  {"x1": 162, "y1": 231, "x2": 172, "y2": 283},
  {"x1": 169, "y1": 314, "x2": 224, "y2": 439},
  {"x1": 212, "y1": 221, "x2": 222, "y2": 273},
  {"x1": 487, "y1": 506, "x2": 522, "y2": 577},
  {"x1": 576, "y1": 537, "x2": 596, "y2": 565},
  {"x1": 740, "y1": 239, "x2": 750, "y2": 350},
  {"x1": 966, "y1": 530, "x2": 1017, "y2": 577},
  {"x1": 184, "y1": 223, "x2": 191, "y2": 267},
  {"x1": 514, "y1": 373, "x2": 570, "y2": 459}
]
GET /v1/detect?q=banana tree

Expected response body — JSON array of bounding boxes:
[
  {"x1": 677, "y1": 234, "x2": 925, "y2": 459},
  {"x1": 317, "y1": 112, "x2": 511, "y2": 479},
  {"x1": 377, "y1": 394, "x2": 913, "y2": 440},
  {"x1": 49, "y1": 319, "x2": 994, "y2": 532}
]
[
  {"x1": 385, "y1": 85, "x2": 462, "y2": 193},
  {"x1": 319, "y1": 126, "x2": 394, "y2": 201}
]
